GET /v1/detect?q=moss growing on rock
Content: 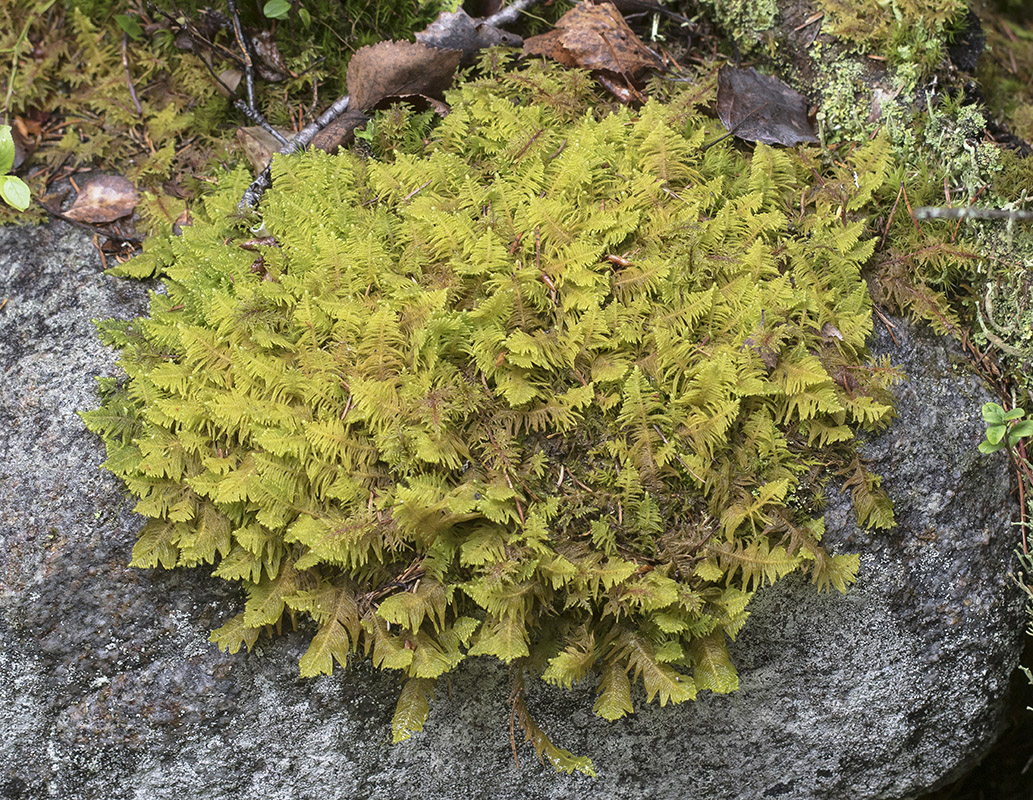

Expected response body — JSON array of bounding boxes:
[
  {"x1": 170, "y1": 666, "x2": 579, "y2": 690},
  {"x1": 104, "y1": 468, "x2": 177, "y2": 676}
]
[{"x1": 83, "y1": 60, "x2": 902, "y2": 772}]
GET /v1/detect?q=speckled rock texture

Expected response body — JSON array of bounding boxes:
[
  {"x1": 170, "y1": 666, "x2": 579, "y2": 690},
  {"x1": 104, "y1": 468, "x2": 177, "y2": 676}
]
[{"x1": 0, "y1": 221, "x2": 1025, "y2": 800}]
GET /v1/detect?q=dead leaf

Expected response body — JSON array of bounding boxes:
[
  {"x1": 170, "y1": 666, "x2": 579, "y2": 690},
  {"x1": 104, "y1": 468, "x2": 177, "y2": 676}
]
[
  {"x1": 310, "y1": 40, "x2": 461, "y2": 154},
  {"x1": 820, "y1": 322, "x2": 844, "y2": 341},
  {"x1": 216, "y1": 68, "x2": 243, "y2": 98},
  {"x1": 347, "y1": 40, "x2": 462, "y2": 112},
  {"x1": 7, "y1": 121, "x2": 27, "y2": 170},
  {"x1": 172, "y1": 207, "x2": 192, "y2": 236},
  {"x1": 308, "y1": 109, "x2": 372, "y2": 154},
  {"x1": 523, "y1": 2, "x2": 662, "y2": 81},
  {"x1": 64, "y1": 175, "x2": 139, "y2": 223},
  {"x1": 416, "y1": 8, "x2": 522, "y2": 65},
  {"x1": 252, "y1": 30, "x2": 291, "y2": 81},
  {"x1": 236, "y1": 126, "x2": 293, "y2": 172},
  {"x1": 715, "y1": 67, "x2": 819, "y2": 147}
]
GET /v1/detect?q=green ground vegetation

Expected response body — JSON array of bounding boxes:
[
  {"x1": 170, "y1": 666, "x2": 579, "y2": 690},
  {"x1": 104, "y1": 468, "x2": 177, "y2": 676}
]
[
  {"x1": 0, "y1": 0, "x2": 463, "y2": 226},
  {"x1": 84, "y1": 58, "x2": 905, "y2": 772}
]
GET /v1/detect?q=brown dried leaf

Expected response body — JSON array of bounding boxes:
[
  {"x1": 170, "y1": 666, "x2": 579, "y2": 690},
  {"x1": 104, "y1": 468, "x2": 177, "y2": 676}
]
[
  {"x1": 347, "y1": 40, "x2": 462, "y2": 113},
  {"x1": 8, "y1": 121, "x2": 27, "y2": 170},
  {"x1": 415, "y1": 8, "x2": 522, "y2": 65},
  {"x1": 236, "y1": 126, "x2": 293, "y2": 172},
  {"x1": 252, "y1": 30, "x2": 291, "y2": 82},
  {"x1": 820, "y1": 322, "x2": 844, "y2": 341},
  {"x1": 64, "y1": 175, "x2": 139, "y2": 223},
  {"x1": 523, "y1": 2, "x2": 662, "y2": 80},
  {"x1": 216, "y1": 68, "x2": 242, "y2": 99},
  {"x1": 716, "y1": 67, "x2": 818, "y2": 147},
  {"x1": 172, "y1": 207, "x2": 193, "y2": 236},
  {"x1": 308, "y1": 109, "x2": 372, "y2": 154},
  {"x1": 523, "y1": 28, "x2": 578, "y2": 66}
]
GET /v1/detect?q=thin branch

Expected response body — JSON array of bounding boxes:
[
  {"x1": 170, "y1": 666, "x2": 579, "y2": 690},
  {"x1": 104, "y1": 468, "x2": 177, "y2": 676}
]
[
  {"x1": 484, "y1": 0, "x2": 547, "y2": 28},
  {"x1": 914, "y1": 206, "x2": 1033, "y2": 222},
  {"x1": 233, "y1": 98, "x2": 289, "y2": 147},
  {"x1": 226, "y1": 0, "x2": 256, "y2": 111},
  {"x1": 121, "y1": 33, "x2": 143, "y2": 116},
  {"x1": 238, "y1": 94, "x2": 352, "y2": 212}
]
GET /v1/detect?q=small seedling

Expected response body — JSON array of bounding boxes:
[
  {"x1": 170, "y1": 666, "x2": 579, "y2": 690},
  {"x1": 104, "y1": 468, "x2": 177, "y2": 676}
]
[
  {"x1": 0, "y1": 125, "x2": 30, "y2": 211},
  {"x1": 262, "y1": 0, "x2": 291, "y2": 20},
  {"x1": 979, "y1": 402, "x2": 1033, "y2": 454}
]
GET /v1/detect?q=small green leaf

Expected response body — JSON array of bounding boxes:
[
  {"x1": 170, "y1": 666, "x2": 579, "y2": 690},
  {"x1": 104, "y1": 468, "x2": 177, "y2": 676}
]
[
  {"x1": 1003, "y1": 407, "x2": 1026, "y2": 421},
  {"x1": 0, "y1": 175, "x2": 29, "y2": 211},
  {"x1": 978, "y1": 439, "x2": 1004, "y2": 455},
  {"x1": 0, "y1": 125, "x2": 14, "y2": 174},
  {"x1": 1009, "y1": 420, "x2": 1033, "y2": 439},
  {"x1": 114, "y1": 14, "x2": 143, "y2": 40},
  {"x1": 982, "y1": 402, "x2": 1005, "y2": 424},
  {"x1": 986, "y1": 424, "x2": 1006, "y2": 446},
  {"x1": 298, "y1": 6, "x2": 311, "y2": 26},
  {"x1": 263, "y1": 0, "x2": 290, "y2": 19}
]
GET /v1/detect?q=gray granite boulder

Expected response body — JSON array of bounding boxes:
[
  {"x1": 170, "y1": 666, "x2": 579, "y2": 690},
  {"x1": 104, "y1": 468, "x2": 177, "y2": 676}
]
[{"x1": 0, "y1": 221, "x2": 1025, "y2": 800}]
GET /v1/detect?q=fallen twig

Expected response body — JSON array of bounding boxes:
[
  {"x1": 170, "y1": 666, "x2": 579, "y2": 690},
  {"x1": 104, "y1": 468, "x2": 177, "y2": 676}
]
[
  {"x1": 121, "y1": 33, "x2": 143, "y2": 116},
  {"x1": 238, "y1": 93, "x2": 352, "y2": 211},
  {"x1": 914, "y1": 206, "x2": 1033, "y2": 222},
  {"x1": 485, "y1": 0, "x2": 547, "y2": 28}
]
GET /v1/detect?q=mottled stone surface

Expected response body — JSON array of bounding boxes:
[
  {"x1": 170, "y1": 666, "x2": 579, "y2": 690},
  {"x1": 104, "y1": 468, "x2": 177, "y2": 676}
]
[{"x1": 0, "y1": 222, "x2": 1024, "y2": 800}]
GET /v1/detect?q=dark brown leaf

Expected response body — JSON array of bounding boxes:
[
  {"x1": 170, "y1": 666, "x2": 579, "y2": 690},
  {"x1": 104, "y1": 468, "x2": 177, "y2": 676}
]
[
  {"x1": 172, "y1": 207, "x2": 192, "y2": 236},
  {"x1": 716, "y1": 67, "x2": 818, "y2": 147},
  {"x1": 415, "y1": 8, "x2": 522, "y2": 65},
  {"x1": 216, "y1": 68, "x2": 243, "y2": 99},
  {"x1": 236, "y1": 126, "x2": 293, "y2": 172},
  {"x1": 8, "y1": 120, "x2": 27, "y2": 170},
  {"x1": 252, "y1": 30, "x2": 291, "y2": 82},
  {"x1": 308, "y1": 109, "x2": 371, "y2": 154},
  {"x1": 64, "y1": 175, "x2": 139, "y2": 224},
  {"x1": 523, "y1": 2, "x2": 662, "y2": 80},
  {"x1": 347, "y1": 40, "x2": 462, "y2": 113},
  {"x1": 523, "y1": 29, "x2": 578, "y2": 67}
]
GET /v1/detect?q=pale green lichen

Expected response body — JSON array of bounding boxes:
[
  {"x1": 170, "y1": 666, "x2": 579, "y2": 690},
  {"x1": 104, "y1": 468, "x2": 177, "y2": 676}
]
[
  {"x1": 882, "y1": 96, "x2": 1002, "y2": 198},
  {"x1": 696, "y1": 0, "x2": 779, "y2": 53},
  {"x1": 814, "y1": 59, "x2": 874, "y2": 143}
]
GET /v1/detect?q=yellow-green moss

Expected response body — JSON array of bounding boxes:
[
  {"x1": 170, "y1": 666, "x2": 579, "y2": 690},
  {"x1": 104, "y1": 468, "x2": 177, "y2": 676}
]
[{"x1": 84, "y1": 60, "x2": 903, "y2": 773}]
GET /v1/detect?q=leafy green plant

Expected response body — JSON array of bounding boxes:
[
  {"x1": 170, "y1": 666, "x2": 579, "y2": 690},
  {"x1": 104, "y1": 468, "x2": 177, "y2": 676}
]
[
  {"x1": 262, "y1": 0, "x2": 291, "y2": 21},
  {"x1": 84, "y1": 60, "x2": 901, "y2": 774},
  {"x1": 979, "y1": 402, "x2": 1033, "y2": 454},
  {"x1": 0, "y1": 124, "x2": 29, "y2": 210}
]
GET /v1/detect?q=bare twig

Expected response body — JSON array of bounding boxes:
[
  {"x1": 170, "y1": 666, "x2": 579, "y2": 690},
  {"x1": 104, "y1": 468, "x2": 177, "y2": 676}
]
[
  {"x1": 232, "y1": 98, "x2": 289, "y2": 147},
  {"x1": 914, "y1": 206, "x2": 1033, "y2": 222},
  {"x1": 121, "y1": 33, "x2": 143, "y2": 116},
  {"x1": 238, "y1": 93, "x2": 352, "y2": 211},
  {"x1": 484, "y1": 0, "x2": 547, "y2": 28},
  {"x1": 226, "y1": 0, "x2": 256, "y2": 111}
]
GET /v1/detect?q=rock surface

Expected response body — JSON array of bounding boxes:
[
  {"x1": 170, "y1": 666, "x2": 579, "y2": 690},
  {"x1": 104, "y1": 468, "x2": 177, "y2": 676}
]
[{"x1": 0, "y1": 221, "x2": 1025, "y2": 800}]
